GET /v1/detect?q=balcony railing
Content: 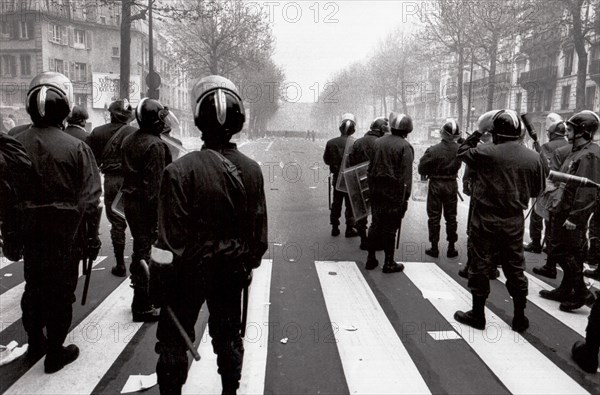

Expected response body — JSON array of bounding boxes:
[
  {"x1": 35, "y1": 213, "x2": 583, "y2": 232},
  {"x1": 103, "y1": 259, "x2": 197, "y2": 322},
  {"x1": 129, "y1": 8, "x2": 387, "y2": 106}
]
[
  {"x1": 521, "y1": 31, "x2": 562, "y2": 54},
  {"x1": 518, "y1": 66, "x2": 558, "y2": 87}
]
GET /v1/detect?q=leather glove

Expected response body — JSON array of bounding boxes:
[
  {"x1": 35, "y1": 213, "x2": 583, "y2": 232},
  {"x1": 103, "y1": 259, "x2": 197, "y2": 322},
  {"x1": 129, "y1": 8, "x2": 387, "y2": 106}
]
[
  {"x1": 463, "y1": 180, "x2": 473, "y2": 196},
  {"x1": 148, "y1": 246, "x2": 175, "y2": 308},
  {"x1": 87, "y1": 236, "x2": 101, "y2": 261}
]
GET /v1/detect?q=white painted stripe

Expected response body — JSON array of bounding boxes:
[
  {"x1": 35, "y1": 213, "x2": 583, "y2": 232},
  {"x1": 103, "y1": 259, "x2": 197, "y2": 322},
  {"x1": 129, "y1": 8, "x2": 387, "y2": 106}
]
[
  {"x1": 264, "y1": 141, "x2": 274, "y2": 152},
  {"x1": 315, "y1": 261, "x2": 431, "y2": 395},
  {"x1": 428, "y1": 331, "x2": 462, "y2": 341},
  {"x1": 403, "y1": 262, "x2": 589, "y2": 395},
  {"x1": 0, "y1": 257, "x2": 18, "y2": 270},
  {"x1": 0, "y1": 257, "x2": 107, "y2": 334},
  {"x1": 183, "y1": 259, "x2": 273, "y2": 395},
  {"x1": 5, "y1": 277, "x2": 142, "y2": 395},
  {"x1": 498, "y1": 272, "x2": 590, "y2": 337}
]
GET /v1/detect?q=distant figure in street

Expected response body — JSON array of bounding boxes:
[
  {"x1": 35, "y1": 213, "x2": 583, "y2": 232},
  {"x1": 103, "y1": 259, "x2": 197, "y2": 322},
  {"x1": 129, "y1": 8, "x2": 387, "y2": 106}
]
[
  {"x1": 64, "y1": 105, "x2": 90, "y2": 142},
  {"x1": 324, "y1": 113, "x2": 358, "y2": 238},
  {"x1": 348, "y1": 116, "x2": 388, "y2": 250},
  {"x1": 365, "y1": 112, "x2": 413, "y2": 273},
  {"x1": 86, "y1": 100, "x2": 137, "y2": 278},
  {"x1": 2, "y1": 113, "x2": 16, "y2": 132},
  {"x1": 455, "y1": 109, "x2": 545, "y2": 332},
  {"x1": 418, "y1": 119, "x2": 462, "y2": 259}
]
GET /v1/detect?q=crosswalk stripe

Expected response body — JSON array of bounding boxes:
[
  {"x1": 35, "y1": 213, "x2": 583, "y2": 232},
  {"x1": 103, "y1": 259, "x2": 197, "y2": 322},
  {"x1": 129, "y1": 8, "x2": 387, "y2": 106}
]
[
  {"x1": 498, "y1": 271, "x2": 591, "y2": 337},
  {"x1": 5, "y1": 277, "x2": 141, "y2": 394},
  {"x1": 183, "y1": 259, "x2": 273, "y2": 395},
  {"x1": 0, "y1": 257, "x2": 107, "y2": 334},
  {"x1": 315, "y1": 261, "x2": 431, "y2": 395},
  {"x1": 403, "y1": 262, "x2": 589, "y2": 395}
]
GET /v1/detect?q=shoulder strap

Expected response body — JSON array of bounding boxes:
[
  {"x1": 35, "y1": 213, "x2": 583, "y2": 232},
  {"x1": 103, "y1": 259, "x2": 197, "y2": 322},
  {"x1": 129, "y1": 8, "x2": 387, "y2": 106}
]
[
  {"x1": 205, "y1": 149, "x2": 247, "y2": 212},
  {"x1": 100, "y1": 124, "x2": 128, "y2": 162}
]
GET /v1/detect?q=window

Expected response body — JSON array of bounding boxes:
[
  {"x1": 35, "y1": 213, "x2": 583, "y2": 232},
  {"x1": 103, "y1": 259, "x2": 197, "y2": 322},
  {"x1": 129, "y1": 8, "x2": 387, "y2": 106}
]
[
  {"x1": 515, "y1": 92, "x2": 522, "y2": 113},
  {"x1": 561, "y1": 85, "x2": 571, "y2": 110},
  {"x1": 19, "y1": 21, "x2": 28, "y2": 39},
  {"x1": 74, "y1": 62, "x2": 86, "y2": 82},
  {"x1": 543, "y1": 89, "x2": 553, "y2": 112},
  {"x1": 0, "y1": 21, "x2": 10, "y2": 36},
  {"x1": 54, "y1": 59, "x2": 64, "y2": 74},
  {"x1": 20, "y1": 54, "x2": 31, "y2": 76},
  {"x1": 591, "y1": 46, "x2": 600, "y2": 61},
  {"x1": 0, "y1": 55, "x2": 17, "y2": 77},
  {"x1": 49, "y1": 23, "x2": 61, "y2": 43},
  {"x1": 112, "y1": 46, "x2": 120, "y2": 58},
  {"x1": 74, "y1": 29, "x2": 85, "y2": 47},
  {"x1": 526, "y1": 89, "x2": 536, "y2": 113},
  {"x1": 100, "y1": 16, "x2": 106, "y2": 24},
  {"x1": 563, "y1": 48, "x2": 574, "y2": 76},
  {"x1": 75, "y1": 94, "x2": 88, "y2": 106},
  {"x1": 586, "y1": 86, "x2": 596, "y2": 110}
]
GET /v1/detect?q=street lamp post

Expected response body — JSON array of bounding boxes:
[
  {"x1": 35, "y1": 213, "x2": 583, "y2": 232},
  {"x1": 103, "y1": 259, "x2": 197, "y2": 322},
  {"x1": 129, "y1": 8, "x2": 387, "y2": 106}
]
[
  {"x1": 146, "y1": 0, "x2": 160, "y2": 99},
  {"x1": 470, "y1": 106, "x2": 476, "y2": 132}
]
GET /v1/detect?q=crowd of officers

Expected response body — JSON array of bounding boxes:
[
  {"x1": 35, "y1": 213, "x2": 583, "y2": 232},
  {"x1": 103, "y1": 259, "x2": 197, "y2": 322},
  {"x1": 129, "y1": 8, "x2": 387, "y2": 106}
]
[
  {"x1": 0, "y1": 71, "x2": 267, "y2": 395},
  {"x1": 324, "y1": 108, "x2": 600, "y2": 374}
]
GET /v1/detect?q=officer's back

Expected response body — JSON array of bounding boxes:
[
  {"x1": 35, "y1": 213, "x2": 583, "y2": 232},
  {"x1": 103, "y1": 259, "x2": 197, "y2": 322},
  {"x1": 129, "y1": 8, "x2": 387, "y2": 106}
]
[{"x1": 324, "y1": 134, "x2": 350, "y2": 175}]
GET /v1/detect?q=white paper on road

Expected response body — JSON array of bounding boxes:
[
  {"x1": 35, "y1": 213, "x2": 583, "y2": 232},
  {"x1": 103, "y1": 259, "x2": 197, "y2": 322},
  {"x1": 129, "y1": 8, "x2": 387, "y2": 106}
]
[
  {"x1": 0, "y1": 341, "x2": 28, "y2": 366},
  {"x1": 120, "y1": 373, "x2": 157, "y2": 393},
  {"x1": 420, "y1": 289, "x2": 456, "y2": 301},
  {"x1": 403, "y1": 262, "x2": 589, "y2": 395},
  {"x1": 183, "y1": 259, "x2": 273, "y2": 395},
  {"x1": 315, "y1": 261, "x2": 431, "y2": 395},
  {"x1": 427, "y1": 331, "x2": 462, "y2": 341}
]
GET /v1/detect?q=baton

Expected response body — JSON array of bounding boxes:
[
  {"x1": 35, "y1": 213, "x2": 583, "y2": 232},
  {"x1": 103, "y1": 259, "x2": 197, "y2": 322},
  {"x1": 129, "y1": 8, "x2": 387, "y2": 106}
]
[
  {"x1": 81, "y1": 256, "x2": 93, "y2": 305},
  {"x1": 525, "y1": 198, "x2": 537, "y2": 220},
  {"x1": 166, "y1": 305, "x2": 201, "y2": 361},
  {"x1": 328, "y1": 174, "x2": 332, "y2": 210},
  {"x1": 241, "y1": 284, "x2": 249, "y2": 337},
  {"x1": 396, "y1": 183, "x2": 408, "y2": 250},
  {"x1": 457, "y1": 191, "x2": 464, "y2": 202}
]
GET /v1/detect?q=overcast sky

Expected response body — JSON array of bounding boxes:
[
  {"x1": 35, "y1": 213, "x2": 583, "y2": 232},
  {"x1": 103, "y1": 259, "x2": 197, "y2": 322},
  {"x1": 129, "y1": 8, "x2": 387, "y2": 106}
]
[{"x1": 257, "y1": 1, "x2": 419, "y2": 102}]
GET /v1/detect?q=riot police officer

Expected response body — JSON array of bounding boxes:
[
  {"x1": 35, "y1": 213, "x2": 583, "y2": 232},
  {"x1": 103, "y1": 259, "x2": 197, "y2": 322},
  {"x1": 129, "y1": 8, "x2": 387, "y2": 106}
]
[
  {"x1": 324, "y1": 114, "x2": 358, "y2": 237},
  {"x1": 86, "y1": 100, "x2": 137, "y2": 277},
  {"x1": 418, "y1": 119, "x2": 462, "y2": 258},
  {"x1": 63, "y1": 105, "x2": 89, "y2": 142},
  {"x1": 13, "y1": 72, "x2": 102, "y2": 372},
  {"x1": 365, "y1": 112, "x2": 413, "y2": 273},
  {"x1": 153, "y1": 76, "x2": 268, "y2": 395},
  {"x1": 539, "y1": 111, "x2": 600, "y2": 311},
  {"x1": 454, "y1": 109, "x2": 545, "y2": 332},
  {"x1": 348, "y1": 116, "x2": 388, "y2": 249},
  {"x1": 121, "y1": 98, "x2": 172, "y2": 322}
]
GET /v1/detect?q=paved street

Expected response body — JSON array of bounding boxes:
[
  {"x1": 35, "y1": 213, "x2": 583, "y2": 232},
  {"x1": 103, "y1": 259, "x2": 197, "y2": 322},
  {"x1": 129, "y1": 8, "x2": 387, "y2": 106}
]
[{"x1": 1, "y1": 137, "x2": 598, "y2": 394}]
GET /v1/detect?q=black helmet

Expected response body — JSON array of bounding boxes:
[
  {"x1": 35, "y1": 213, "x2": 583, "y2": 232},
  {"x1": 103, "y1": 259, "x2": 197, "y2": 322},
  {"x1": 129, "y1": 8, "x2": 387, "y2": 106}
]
[
  {"x1": 567, "y1": 111, "x2": 600, "y2": 140},
  {"x1": 339, "y1": 113, "x2": 356, "y2": 136},
  {"x1": 491, "y1": 109, "x2": 522, "y2": 140},
  {"x1": 26, "y1": 71, "x2": 73, "y2": 127},
  {"x1": 389, "y1": 112, "x2": 413, "y2": 135},
  {"x1": 547, "y1": 121, "x2": 566, "y2": 137},
  {"x1": 370, "y1": 117, "x2": 388, "y2": 135},
  {"x1": 135, "y1": 98, "x2": 172, "y2": 134},
  {"x1": 441, "y1": 118, "x2": 460, "y2": 138},
  {"x1": 192, "y1": 75, "x2": 245, "y2": 137}
]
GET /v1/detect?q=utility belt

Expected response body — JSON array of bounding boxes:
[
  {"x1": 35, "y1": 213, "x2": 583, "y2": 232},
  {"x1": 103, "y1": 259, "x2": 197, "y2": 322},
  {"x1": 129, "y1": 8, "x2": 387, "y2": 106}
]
[{"x1": 428, "y1": 175, "x2": 457, "y2": 181}]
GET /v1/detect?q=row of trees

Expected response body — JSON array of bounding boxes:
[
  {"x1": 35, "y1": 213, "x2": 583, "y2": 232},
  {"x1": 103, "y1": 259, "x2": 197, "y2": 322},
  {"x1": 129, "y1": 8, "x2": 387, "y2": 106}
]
[{"x1": 313, "y1": 0, "x2": 598, "y2": 130}]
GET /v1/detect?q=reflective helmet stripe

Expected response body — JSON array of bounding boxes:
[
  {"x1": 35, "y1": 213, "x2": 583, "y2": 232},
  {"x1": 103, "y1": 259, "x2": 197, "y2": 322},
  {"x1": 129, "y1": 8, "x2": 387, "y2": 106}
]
[{"x1": 215, "y1": 89, "x2": 227, "y2": 126}]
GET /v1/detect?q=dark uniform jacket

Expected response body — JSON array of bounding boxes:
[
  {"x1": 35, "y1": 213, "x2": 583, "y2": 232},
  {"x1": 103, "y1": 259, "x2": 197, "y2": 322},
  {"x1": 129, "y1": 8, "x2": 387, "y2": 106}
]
[
  {"x1": 348, "y1": 130, "x2": 381, "y2": 166},
  {"x1": 121, "y1": 129, "x2": 172, "y2": 206},
  {"x1": 368, "y1": 134, "x2": 414, "y2": 206},
  {"x1": 551, "y1": 144, "x2": 572, "y2": 172},
  {"x1": 324, "y1": 135, "x2": 351, "y2": 175},
  {"x1": 0, "y1": 134, "x2": 31, "y2": 220},
  {"x1": 87, "y1": 122, "x2": 137, "y2": 175},
  {"x1": 540, "y1": 136, "x2": 568, "y2": 172},
  {"x1": 64, "y1": 125, "x2": 89, "y2": 142},
  {"x1": 14, "y1": 126, "x2": 101, "y2": 245},
  {"x1": 418, "y1": 140, "x2": 461, "y2": 179},
  {"x1": 157, "y1": 143, "x2": 268, "y2": 269},
  {"x1": 7, "y1": 124, "x2": 31, "y2": 137},
  {"x1": 557, "y1": 142, "x2": 600, "y2": 225},
  {"x1": 458, "y1": 136, "x2": 546, "y2": 217}
]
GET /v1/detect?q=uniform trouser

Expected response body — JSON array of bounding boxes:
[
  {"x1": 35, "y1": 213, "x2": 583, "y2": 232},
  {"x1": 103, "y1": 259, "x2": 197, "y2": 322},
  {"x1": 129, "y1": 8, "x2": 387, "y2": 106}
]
[
  {"x1": 355, "y1": 218, "x2": 368, "y2": 235},
  {"x1": 368, "y1": 200, "x2": 403, "y2": 256},
  {"x1": 156, "y1": 261, "x2": 244, "y2": 393},
  {"x1": 426, "y1": 179, "x2": 458, "y2": 244},
  {"x1": 124, "y1": 199, "x2": 157, "y2": 313},
  {"x1": 330, "y1": 174, "x2": 354, "y2": 228},
  {"x1": 589, "y1": 210, "x2": 599, "y2": 264},
  {"x1": 103, "y1": 175, "x2": 127, "y2": 247},
  {"x1": 550, "y1": 212, "x2": 588, "y2": 294},
  {"x1": 468, "y1": 207, "x2": 528, "y2": 298},
  {"x1": 21, "y1": 216, "x2": 80, "y2": 352},
  {"x1": 586, "y1": 293, "x2": 600, "y2": 351},
  {"x1": 528, "y1": 204, "x2": 551, "y2": 245}
]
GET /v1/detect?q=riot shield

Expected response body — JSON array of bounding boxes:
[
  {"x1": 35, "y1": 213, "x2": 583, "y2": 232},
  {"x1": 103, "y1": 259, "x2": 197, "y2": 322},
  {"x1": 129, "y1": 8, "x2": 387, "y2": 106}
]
[
  {"x1": 335, "y1": 136, "x2": 356, "y2": 193},
  {"x1": 161, "y1": 134, "x2": 189, "y2": 161},
  {"x1": 412, "y1": 179, "x2": 428, "y2": 202},
  {"x1": 342, "y1": 162, "x2": 370, "y2": 221},
  {"x1": 111, "y1": 190, "x2": 126, "y2": 220}
]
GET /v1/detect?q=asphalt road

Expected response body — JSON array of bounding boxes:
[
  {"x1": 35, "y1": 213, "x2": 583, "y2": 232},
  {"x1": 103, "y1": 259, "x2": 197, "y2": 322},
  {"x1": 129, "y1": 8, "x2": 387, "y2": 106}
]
[{"x1": 0, "y1": 137, "x2": 598, "y2": 394}]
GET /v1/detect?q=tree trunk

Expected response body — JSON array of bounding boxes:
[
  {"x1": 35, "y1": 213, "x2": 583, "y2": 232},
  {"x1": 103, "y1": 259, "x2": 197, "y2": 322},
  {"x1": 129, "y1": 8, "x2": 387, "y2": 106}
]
[
  {"x1": 382, "y1": 92, "x2": 387, "y2": 115},
  {"x1": 486, "y1": 38, "x2": 498, "y2": 111},
  {"x1": 457, "y1": 47, "x2": 465, "y2": 126},
  {"x1": 571, "y1": 1, "x2": 588, "y2": 111},
  {"x1": 120, "y1": 0, "x2": 132, "y2": 100}
]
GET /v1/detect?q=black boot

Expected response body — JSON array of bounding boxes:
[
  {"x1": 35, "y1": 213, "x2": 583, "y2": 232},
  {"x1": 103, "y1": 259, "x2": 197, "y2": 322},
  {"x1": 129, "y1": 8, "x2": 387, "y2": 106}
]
[
  {"x1": 560, "y1": 287, "x2": 595, "y2": 312},
  {"x1": 382, "y1": 243, "x2": 404, "y2": 273},
  {"x1": 222, "y1": 378, "x2": 239, "y2": 395},
  {"x1": 533, "y1": 264, "x2": 557, "y2": 279},
  {"x1": 458, "y1": 266, "x2": 469, "y2": 279},
  {"x1": 359, "y1": 229, "x2": 368, "y2": 251},
  {"x1": 572, "y1": 295, "x2": 599, "y2": 373},
  {"x1": 524, "y1": 240, "x2": 542, "y2": 254},
  {"x1": 111, "y1": 243, "x2": 127, "y2": 277},
  {"x1": 425, "y1": 243, "x2": 439, "y2": 258},
  {"x1": 454, "y1": 295, "x2": 486, "y2": 330},
  {"x1": 44, "y1": 344, "x2": 79, "y2": 374},
  {"x1": 447, "y1": 242, "x2": 458, "y2": 258},
  {"x1": 345, "y1": 227, "x2": 359, "y2": 238},
  {"x1": 26, "y1": 334, "x2": 47, "y2": 361},
  {"x1": 331, "y1": 225, "x2": 340, "y2": 237},
  {"x1": 512, "y1": 295, "x2": 529, "y2": 332},
  {"x1": 583, "y1": 266, "x2": 600, "y2": 281},
  {"x1": 365, "y1": 251, "x2": 379, "y2": 270},
  {"x1": 540, "y1": 272, "x2": 571, "y2": 302}
]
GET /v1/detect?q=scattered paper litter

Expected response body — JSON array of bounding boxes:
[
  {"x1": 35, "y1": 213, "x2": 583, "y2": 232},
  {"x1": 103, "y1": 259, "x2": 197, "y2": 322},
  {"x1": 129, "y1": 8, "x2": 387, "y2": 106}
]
[
  {"x1": 421, "y1": 289, "x2": 455, "y2": 301},
  {"x1": 428, "y1": 331, "x2": 462, "y2": 341},
  {"x1": 92, "y1": 268, "x2": 105, "y2": 271},
  {"x1": 274, "y1": 243, "x2": 283, "y2": 246},
  {"x1": 328, "y1": 272, "x2": 337, "y2": 276},
  {"x1": 309, "y1": 186, "x2": 317, "y2": 189},
  {"x1": 4, "y1": 273, "x2": 13, "y2": 277},
  {"x1": 120, "y1": 373, "x2": 158, "y2": 393},
  {"x1": 0, "y1": 341, "x2": 28, "y2": 366},
  {"x1": 280, "y1": 338, "x2": 288, "y2": 344},
  {"x1": 343, "y1": 325, "x2": 358, "y2": 332}
]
